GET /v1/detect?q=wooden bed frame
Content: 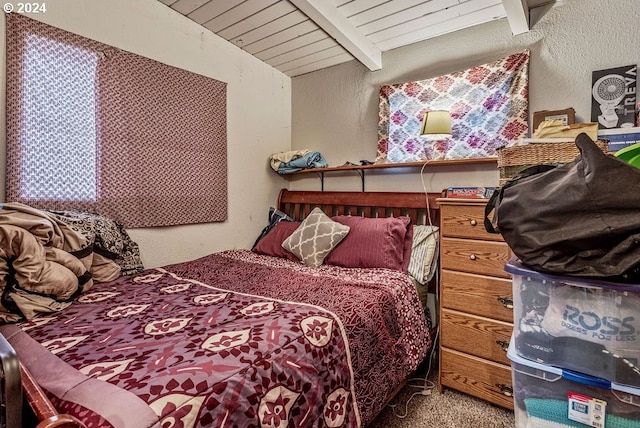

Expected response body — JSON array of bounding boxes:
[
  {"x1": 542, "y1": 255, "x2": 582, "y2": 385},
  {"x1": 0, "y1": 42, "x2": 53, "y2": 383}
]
[
  {"x1": 278, "y1": 188, "x2": 441, "y2": 225},
  {"x1": 18, "y1": 188, "x2": 442, "y2": 428},
  {"x1": 278, "y1": 188, "x2": 442, "y2": 406}
]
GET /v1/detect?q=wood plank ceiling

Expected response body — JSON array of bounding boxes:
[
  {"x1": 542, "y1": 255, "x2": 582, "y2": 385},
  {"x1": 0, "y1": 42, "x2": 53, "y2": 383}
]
[{"x1": 158, "y1": 0, "x2": 550, "y2": 77}]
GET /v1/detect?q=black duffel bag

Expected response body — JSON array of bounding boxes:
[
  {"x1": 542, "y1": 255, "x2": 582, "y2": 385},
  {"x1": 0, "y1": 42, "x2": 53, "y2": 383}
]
[{"x1": 485, "y1": 132, "x2": 640, "y2": 281}]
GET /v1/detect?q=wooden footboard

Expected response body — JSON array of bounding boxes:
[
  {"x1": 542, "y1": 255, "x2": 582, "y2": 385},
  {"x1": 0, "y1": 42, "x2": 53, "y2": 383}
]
[
  {"x1": 21, "y1": 363, "x2": 85, "y2": 428},
  {"x1": 0, "y1": 333, "x2": 85, "y2": 428},
  {"x1": 0, "y1": 334, "x2": 22, "y2": 428},
  {"x1": 277, "y1": 189, "x2": 441, "y2": 225}
]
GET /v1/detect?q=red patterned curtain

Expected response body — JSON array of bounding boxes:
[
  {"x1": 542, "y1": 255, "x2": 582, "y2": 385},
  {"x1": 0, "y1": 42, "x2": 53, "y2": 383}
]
[{"x1": 5, "y1": 14, "x2": 227, "y2": 227}]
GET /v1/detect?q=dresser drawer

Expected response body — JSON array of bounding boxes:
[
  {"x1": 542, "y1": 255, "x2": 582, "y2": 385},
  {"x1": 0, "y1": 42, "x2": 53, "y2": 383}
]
[
  {"x1": 440, "y1": 270, "x2": 513, "y2": 322},
  {"x1": 440, "y1": 309, "x2": 513, "y2": 365},
  {"x1": 440, "y1": 203, "x2": 503, "y2": 241},
  {"x1": 440, "y1": 347, "x2": 514, "y2": 410},
  {"x1": 440, "y1": 237, "x2": 511, "y2": 278}
]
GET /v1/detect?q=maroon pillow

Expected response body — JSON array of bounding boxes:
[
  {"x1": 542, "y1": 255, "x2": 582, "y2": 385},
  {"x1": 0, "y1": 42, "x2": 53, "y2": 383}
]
[
  {"x1": 252, "y1": 221, "x2": 301, "y2": 262},
  {"x1": 325, "y1": 216, "x2": 413, "y2": 272}
]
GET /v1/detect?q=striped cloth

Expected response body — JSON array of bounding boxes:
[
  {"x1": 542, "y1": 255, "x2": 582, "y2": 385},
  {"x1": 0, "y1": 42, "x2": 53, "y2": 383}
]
[{"x1": 408, "y1": 225, "x2": 439, "y2": 284}]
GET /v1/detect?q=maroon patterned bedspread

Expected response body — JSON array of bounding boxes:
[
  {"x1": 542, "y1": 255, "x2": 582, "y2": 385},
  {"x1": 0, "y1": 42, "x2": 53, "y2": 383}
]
[
  {"x1": 165, "y1": 250, "x2": 430, "y2": 425},
  {"x1": 2, "y1": 250, "x2": 429, "y2": 427}
]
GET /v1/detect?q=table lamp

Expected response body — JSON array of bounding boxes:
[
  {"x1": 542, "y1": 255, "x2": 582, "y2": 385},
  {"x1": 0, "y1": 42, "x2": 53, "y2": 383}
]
[{"x1": 420, "y1": 110, "x2": 452, "y2": 135}]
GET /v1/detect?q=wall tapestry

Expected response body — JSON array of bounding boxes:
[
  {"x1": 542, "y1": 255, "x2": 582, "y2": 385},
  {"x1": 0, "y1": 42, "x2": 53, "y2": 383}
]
[
  {"x1": 376, "y1": 50, "x2": 529, "y2": 163},
  {"x1": 6, "y1": 13, "x2": 227, "y2": 227}
]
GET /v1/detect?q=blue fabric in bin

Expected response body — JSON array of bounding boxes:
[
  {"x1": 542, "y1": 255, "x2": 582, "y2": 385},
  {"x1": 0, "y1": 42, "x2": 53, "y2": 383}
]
[{"x1": 525, "y1": 398, "x2": 640, "y2": 428}]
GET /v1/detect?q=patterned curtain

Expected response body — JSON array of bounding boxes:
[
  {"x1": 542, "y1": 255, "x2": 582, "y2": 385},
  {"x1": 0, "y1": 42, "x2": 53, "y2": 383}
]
[
  {"x1": 5, "y1": 14, "x2": 227, "y2": 227},
  {"x1": 376, "y1": 50, "x2": 529, "y2": 162}
]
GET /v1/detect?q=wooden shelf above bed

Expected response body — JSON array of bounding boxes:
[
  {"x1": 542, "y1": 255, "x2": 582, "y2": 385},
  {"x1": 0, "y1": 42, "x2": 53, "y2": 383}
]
[
  {"x1": 289, "y1": 157, "x2": 498, "y2": 191},
  {"x1": 295, "y1": 157, "x2": 498, "y2": 173}
]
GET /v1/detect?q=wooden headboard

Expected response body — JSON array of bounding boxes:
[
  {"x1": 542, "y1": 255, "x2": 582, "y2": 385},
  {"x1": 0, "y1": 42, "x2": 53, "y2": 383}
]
[{"x1": 277, "y1": 189, "x2": 441, "y2": 225}]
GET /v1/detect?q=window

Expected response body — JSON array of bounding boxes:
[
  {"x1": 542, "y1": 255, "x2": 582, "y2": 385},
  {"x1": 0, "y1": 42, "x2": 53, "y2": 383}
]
[
  {"x1": 6, "y1": 13, "x2": 228, "y2": 227},
  {"x1": 21, "y1": 34, "x2": 98, "y2": 202}
]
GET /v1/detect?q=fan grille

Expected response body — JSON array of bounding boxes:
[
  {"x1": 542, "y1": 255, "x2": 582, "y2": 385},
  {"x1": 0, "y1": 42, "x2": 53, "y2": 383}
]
[{"x1": 595, "y1": 75, "x2": 625, "y2": 101}]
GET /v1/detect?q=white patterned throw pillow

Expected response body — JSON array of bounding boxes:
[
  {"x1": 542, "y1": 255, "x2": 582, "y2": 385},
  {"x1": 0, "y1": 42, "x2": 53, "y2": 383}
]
[{"x1": 282, "y1": 207, "x2": 350, "y2": 267}]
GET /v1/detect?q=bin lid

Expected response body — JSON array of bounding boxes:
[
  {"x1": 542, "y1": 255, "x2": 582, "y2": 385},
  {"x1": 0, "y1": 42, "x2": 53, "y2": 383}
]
[
  {"x1": 508, "y1": 339, "x2": 640, "y2": 395},
  {"x1": 504, "y1": 257, "x2": 640, "y2": 293}
]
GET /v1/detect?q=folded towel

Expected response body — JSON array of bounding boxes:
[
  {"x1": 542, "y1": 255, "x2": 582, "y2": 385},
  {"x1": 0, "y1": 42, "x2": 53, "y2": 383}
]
[
  {"x1": 269, "y1": 150, "x2": 328, "y2": 174},
  {"x1": 525, "y1": 398, "x2": 640, "y2": 428}
]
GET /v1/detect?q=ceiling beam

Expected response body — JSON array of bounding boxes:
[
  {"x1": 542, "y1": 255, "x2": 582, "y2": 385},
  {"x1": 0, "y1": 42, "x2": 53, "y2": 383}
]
[
  {"x1": 502, "y1": 0, "x2": 530, "y2": 35},
  {"x1": 291, "y1": 0, "x2": 382, "y2": 71}
]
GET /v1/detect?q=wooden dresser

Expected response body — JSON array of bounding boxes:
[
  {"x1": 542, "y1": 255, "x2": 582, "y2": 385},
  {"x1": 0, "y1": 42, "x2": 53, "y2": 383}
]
[{"x1": 437, "y1": 198, "x2": 514, "y2": 409}]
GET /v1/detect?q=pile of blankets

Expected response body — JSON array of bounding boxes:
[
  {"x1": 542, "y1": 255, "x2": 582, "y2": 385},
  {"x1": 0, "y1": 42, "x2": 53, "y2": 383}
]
[
  {"x1": 269, "y1": 150, "x2": 328, "y2": 174},
  {"x1": 0, "y1": 203, "x2": 144, "y2": 323}
]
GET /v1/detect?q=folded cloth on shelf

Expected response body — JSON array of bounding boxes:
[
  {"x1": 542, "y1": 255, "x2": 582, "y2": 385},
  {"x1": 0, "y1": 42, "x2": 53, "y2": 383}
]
[
  {"x1": 270, "y1": 149, "x2": 309, "y2": 171},
  {"x1": 270, "y1": 150, "x2": 328, "y2": 174}
]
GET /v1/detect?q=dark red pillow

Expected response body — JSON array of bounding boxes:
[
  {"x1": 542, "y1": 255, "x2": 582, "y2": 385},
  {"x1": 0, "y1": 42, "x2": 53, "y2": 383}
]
[
  {"x1": 325, "y1": 216, "x2": 413, "y2": 272},
  {"x1": 252, "y1": 221, "x2": 301, "y2": 262}
]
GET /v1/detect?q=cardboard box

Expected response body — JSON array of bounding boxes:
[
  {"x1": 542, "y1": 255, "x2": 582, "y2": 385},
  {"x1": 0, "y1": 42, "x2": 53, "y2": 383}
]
[{"x1": 532, "y1": 108, "x2": 576, "y2": 131}]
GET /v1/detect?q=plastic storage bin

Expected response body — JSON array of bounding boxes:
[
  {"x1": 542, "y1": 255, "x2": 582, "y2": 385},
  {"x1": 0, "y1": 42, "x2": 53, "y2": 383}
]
[
  {"x1": 505, "y1": 258, "x2": 640, "y2": 388},
  {"x1": 508, "y1": 340, "x2": 640, "y2": 428}
]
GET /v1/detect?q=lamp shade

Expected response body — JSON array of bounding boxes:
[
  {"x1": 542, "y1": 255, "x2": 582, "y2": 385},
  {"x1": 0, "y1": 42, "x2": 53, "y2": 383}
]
[{"x1": 420, "y1": 110, "x2": 452, "y2": 135}]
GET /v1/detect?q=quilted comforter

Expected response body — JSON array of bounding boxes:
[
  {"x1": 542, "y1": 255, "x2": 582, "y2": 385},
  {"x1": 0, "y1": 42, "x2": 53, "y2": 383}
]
[
  {"x1": 1, "y1": 250, "x2": 429, "y2": 427},
  {"x1": 0, "y1": 203, "x2": 144, "y2": 323}
]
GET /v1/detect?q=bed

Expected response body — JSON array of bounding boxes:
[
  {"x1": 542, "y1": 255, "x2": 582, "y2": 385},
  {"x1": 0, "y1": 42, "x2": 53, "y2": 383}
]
[{"x1": 0, "y1": 189, "x2": 441, "y2": 428}]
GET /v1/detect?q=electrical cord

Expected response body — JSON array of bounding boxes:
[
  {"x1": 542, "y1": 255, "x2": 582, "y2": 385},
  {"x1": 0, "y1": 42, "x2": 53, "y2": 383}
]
[
  {"x1": 420, "y1": 159, "x2": 434, "y2": 228},
  {"x1": 386, "y1": 158, "x2": 442, "y2": 419}
]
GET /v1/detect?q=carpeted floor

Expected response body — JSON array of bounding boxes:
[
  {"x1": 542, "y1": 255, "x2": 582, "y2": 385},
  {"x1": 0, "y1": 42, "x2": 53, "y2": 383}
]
[{"x1": 368, "y1": 365, "x2": 516, "y2": 428}]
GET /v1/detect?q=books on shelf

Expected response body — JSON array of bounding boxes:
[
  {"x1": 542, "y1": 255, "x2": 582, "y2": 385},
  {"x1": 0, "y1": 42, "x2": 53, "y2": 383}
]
[
  {"x1": 598, "y1": 126, "x2": 640, "y2": 152},
  {"x1": 445, "y1": 187, "x2": 497, "y2": 199}
]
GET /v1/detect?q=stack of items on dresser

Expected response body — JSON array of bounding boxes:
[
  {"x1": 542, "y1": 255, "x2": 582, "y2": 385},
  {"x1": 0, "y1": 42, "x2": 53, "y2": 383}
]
[{"x1": 485, "y1": 132, "x2": 640, "y2": 427}]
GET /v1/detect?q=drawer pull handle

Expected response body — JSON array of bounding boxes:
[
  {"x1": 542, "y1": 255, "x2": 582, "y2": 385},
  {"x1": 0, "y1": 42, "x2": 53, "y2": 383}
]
[
  {"x1": 496, "y1": 340, "x2": 510, "y2": 353},
  {"x1": 469, "y1": 254, "x2": 477, "y2": 261},
  {"x1": 470, "y1": 219, "x2": 477, "y2": 226},
  {"x1": 496, "y1": 383, "x2": 513, "y2": 397},
  {"x1": 497, "y1": 297, "x2": 514, "y2": 309}
]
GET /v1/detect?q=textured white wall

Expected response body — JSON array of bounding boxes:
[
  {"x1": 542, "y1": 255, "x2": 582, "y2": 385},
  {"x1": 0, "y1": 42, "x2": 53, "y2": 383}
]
[
  {"x1": 0, "y1": 0, "x2": 292, "y2": 268},
  {"x1": 290, "y1": 0, "x2": 640, "y2": 193}
]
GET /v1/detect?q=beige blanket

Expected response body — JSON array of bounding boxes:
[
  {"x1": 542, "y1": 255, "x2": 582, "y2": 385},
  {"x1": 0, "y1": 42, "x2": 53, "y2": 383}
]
[
  {"x1": 269, "y1": 149, "x2": 310, "y2": 171},
  {"x1": 0, "y1": 203, "x2": 121, "y2": 322}
]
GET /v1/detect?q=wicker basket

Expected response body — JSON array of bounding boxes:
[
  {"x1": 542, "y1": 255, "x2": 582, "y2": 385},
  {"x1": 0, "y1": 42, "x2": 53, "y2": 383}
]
[{"x1": 497, "y1": 140, "x2": 609, "y2": 186}]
